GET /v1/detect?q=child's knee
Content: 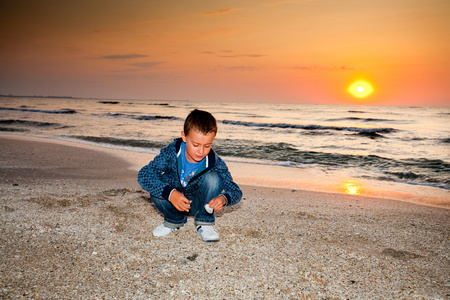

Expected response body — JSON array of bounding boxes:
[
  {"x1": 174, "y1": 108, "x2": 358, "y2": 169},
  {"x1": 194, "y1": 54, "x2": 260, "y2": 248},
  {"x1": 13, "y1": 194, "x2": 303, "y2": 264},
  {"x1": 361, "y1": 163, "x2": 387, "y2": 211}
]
[{"x1": 203, "y1": 172, "x2": 222, "y2": 191}]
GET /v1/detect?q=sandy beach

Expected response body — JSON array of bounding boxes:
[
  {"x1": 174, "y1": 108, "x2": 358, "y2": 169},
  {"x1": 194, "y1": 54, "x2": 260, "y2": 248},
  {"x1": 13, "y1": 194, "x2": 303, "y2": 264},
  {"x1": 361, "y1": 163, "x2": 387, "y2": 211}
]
[{"x1": 1, "y1": 133, "x2": 449, "y2": 299}]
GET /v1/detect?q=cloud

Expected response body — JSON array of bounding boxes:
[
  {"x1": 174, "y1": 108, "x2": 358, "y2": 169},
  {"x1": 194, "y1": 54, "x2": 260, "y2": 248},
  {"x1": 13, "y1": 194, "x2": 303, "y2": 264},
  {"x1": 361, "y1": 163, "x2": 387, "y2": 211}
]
[
  {"x1": 294, "y1": 65, "x2": 355, "y2": 71},
  {"x1": 201, "y1": 51, "x2": 265, "y2": 58},
  {"x1": 228, "y1": 66, "x2": 259, "y2": 71},
  {"x1": 130, "y1": 61, "x2": 165, "y2": 68},
  {"x1": 202, "y1": 8, "x2": 237, "y2": 16},
  {"x1": 200, "y1": 50, "x2": 234, "y2": 55},
  {"x1": 219, "y1": 54, "x2": 266, "y2": 58},
  {"x1": 99, "y1": 54, "x2": 148, "y2": 60}
]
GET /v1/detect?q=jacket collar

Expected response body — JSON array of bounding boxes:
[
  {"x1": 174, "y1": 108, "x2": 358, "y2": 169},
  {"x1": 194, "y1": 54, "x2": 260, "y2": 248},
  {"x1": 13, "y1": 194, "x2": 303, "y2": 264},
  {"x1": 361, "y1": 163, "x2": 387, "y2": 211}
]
[{"x1": 174, "y1": 137, "x2": 216, "y2": 169}]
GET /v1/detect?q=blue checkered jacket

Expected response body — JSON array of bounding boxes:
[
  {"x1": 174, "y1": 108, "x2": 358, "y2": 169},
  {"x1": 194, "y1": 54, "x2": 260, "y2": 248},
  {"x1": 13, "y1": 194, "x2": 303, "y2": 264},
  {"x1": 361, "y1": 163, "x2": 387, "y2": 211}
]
[{"x1": 138, "y1": 138, "x2": 242, "y2": 206}]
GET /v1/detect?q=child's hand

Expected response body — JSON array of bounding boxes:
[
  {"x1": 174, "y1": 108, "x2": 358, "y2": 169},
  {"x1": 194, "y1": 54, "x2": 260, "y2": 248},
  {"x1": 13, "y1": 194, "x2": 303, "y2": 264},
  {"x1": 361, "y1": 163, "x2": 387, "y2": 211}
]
[
  {"x1": 169, "y1": 190, "x2": 191, "y2": 212},
  {"x1": 208, "y1": 195, "x2": 227, "y2": 212}
]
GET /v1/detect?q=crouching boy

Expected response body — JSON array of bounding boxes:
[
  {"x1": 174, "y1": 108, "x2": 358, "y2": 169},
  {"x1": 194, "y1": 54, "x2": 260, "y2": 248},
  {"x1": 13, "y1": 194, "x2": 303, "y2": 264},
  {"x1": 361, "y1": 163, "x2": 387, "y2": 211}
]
[{"x1": 138, "y1": 109, "x2": 242, "y2": 242}]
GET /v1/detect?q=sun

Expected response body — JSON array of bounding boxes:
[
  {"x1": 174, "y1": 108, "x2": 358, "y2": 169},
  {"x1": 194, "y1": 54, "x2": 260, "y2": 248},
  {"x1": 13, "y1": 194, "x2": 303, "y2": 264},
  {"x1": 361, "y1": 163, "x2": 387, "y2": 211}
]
[{"x1": 348, "y1": 80, "x2": 374, "y2": 98}]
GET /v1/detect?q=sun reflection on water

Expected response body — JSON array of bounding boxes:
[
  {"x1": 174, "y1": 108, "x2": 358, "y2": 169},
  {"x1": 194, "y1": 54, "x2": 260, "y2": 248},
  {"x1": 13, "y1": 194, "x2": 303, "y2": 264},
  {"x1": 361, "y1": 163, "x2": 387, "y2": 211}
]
[{"x1": 343, "y1": 179, "x2": 362, "y2": 195}]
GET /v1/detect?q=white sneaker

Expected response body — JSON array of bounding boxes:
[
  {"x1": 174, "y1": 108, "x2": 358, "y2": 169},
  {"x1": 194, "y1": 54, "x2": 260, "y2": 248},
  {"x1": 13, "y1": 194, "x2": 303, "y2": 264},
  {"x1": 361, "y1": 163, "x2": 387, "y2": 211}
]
[
  {"x1": 196, "y1": 225, "x2": 219, "y2": 242},
  {"x1": 153, "y1": 224, "x2": 185, "y2": 237}
]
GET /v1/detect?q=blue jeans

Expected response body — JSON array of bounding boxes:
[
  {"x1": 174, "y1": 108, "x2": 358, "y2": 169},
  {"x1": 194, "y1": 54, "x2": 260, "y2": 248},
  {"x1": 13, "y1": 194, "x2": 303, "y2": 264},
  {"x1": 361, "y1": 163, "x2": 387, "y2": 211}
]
[{"x1": 151, "y1": 172, "x2": 223, "y2": 229}]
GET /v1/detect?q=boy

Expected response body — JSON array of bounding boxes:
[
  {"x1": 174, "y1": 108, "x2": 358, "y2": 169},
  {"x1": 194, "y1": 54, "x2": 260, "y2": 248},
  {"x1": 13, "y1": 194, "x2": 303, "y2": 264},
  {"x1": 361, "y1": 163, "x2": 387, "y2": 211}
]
[{"x1": 138, "y1": 109, "x2": 242, "y2": 242}]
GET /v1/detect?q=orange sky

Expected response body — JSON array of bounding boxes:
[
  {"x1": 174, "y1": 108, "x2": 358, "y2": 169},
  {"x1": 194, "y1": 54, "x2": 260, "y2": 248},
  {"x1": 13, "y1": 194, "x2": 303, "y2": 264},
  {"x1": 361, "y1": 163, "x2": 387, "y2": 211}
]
[{"x1": 1, "y1": 0, "x2": 449, "y2": 106}]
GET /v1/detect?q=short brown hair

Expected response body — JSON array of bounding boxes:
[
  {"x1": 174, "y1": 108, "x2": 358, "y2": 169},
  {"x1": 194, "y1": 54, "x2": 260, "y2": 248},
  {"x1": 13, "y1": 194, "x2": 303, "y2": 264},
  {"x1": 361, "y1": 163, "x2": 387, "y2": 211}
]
[{"x1": 184, "y1": 109, "x2": 217, "y2": 136}]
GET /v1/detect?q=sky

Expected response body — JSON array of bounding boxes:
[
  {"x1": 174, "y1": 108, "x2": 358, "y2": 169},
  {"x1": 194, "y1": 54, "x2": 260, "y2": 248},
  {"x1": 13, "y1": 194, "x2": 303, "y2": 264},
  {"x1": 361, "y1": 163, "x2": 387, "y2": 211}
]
[{"x1": 1, "y1": 0, "x2": 449, "y2": 106}]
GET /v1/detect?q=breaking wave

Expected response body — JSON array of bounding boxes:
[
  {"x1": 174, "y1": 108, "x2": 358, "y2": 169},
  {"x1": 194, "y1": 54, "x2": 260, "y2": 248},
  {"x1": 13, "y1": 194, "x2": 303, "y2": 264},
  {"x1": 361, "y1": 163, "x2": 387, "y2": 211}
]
[
  {"x1": 222, "y1": 120, "x2": 395, "y2": 134},
  {"x1": 0, "y1": 107, "x2": 77, "y2": 114}
]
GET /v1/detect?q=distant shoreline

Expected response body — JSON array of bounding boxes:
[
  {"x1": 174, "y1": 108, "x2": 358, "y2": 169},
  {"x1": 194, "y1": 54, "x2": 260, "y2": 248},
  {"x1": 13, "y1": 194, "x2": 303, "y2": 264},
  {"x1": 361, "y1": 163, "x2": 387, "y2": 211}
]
[
  {"x1": 1, "y1": 94, "x2": 448, "y2": 108},
  {"x1": 1, "y1": 94, "x2": 91, "y2": 100},
  {"x1": 0, "y1": 94, "x2": 190, "y2": 102}
]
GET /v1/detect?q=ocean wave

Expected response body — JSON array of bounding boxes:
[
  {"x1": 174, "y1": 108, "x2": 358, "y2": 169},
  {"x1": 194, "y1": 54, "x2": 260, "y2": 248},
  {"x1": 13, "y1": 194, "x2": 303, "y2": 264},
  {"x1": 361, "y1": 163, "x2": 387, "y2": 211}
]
[
  {"x1": 374, "y1": 158, "x2": 450, "y2": 190},
  {"x1": 215, "y1": 139, "x2": 375, "y2": 167},
  {"x1": 221, "y1": 120, "x2": 395, "y2": 134},
  {"x1": 102, "y1": 112, "x2": 180, "y2": 121},
  {"x1": 135, "y1": 115, "x2": 179, "y2": 121},
  {"x1": 66, "y1": 134, "x2": 448, "y2": 190},
  {"x1": 371, "y1": 175, "x2": 449, "y2": 190},
  {"x1": 214, "y1": 139, "x2": 449, "y2": 189},
  {"x1": 325, "y1": 117, "x2": 401, "y2": 123},
  {"x1": 388, "y1": 171, "x2": 421, "y2": 180},
  {"x1": 0, "y1": 119, "x2": 60, "y2": 127},
  {"x1": 105, "y1": 113, "x2": 126, "y2": 117},
  {"x1": 148, "y1": 103, "x2": 171, "y2": 106},
  {"x1": 357, "y1": 132, "x2": 386, "y2": 139},
  {"x1": 348, "y1": 110, "x2": 367, "y2": 113},
  {"x1": 98, "y1": 101, "x2": 120, "y2": 104},
  {"x1": 71, "y1": 136, "x2": 167, "y2": 149},
  {"x1": 0, "y1": 107, "x2": 77, "y2": 114},
  {"x1": 0, "y1": 127, "x2": 28, "y2": 132}
]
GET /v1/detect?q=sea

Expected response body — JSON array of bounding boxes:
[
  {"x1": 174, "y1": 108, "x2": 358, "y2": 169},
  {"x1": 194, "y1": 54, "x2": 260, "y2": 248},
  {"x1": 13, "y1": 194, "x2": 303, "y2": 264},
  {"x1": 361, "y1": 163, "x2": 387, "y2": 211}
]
[{"x1": 1, "y1": 96, "x2": 449, "y2": 197}]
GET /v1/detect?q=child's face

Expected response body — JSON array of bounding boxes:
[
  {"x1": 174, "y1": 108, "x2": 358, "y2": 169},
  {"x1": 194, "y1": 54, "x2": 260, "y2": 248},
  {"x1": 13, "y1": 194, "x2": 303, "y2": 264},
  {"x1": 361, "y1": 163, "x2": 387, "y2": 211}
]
[{"x1": 181, "y1": 129, "x2": 216, "y2": 163}]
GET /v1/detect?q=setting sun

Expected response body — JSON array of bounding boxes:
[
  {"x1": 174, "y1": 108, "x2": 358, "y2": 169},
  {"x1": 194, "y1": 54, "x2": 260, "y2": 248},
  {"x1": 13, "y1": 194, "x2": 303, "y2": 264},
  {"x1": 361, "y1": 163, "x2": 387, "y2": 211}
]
[{"x1": 348, "y1": 80, "x2": 374, "y2": 98}]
